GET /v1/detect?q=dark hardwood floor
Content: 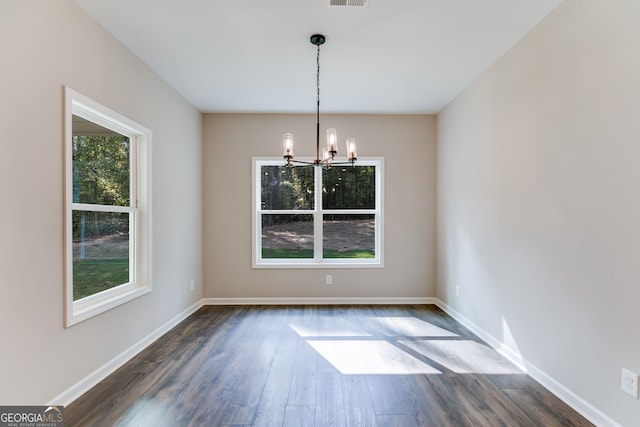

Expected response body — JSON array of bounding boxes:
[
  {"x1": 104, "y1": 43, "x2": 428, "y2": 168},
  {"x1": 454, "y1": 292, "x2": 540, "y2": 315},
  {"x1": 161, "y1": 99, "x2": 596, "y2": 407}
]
[{"x1": 65, "y1": 305, "x2": 593, "y2": 426}]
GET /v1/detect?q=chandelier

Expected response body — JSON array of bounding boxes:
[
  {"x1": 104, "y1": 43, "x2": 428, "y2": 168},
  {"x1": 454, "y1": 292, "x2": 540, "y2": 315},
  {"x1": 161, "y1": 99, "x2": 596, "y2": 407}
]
[{"x1": 283, "y1": 34, "x2": 358, "y2": 167}]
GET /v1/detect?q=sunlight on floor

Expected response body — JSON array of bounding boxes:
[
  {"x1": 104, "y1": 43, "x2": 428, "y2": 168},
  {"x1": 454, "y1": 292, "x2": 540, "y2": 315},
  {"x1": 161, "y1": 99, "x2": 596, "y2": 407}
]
[
  {"x1": 307, "y1": 340, "x2": 442, "y2": 375},
  {"x1": 117, "y1": 397, "x2": 171, "y2": 425},
  {"x1": 290, "y1": 315, "x2": 519, "y2": 375},
  {"x1": 366, "y1": 317, "x2": 459, "y2": 337},
  {"x1": 287, "y1": 317, "x2": 372, "y2": 337},
  {"x1": 399, "y1": 339, "x2": 523, "y2": 374}
]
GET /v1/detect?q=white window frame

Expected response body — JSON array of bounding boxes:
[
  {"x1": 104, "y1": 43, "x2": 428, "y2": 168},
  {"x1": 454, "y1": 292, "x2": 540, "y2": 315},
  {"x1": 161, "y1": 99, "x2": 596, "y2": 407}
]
[
  {"x1": 64, "y1": 87, "x2": 152, "y2": 327},
  {"x1": 252, "y1": 157, "x2": 384, "y2": 268}
]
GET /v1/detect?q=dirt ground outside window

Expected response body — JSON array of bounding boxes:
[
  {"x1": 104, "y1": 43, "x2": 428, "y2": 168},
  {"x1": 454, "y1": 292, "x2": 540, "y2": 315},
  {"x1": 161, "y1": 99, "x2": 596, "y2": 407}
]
[{"x1": 262, "y1": 219, "x2": 374, "y2": 251}]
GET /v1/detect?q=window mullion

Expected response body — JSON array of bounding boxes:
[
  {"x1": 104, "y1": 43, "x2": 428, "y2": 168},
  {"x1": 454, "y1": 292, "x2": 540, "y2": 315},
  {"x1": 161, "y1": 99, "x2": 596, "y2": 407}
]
[
  {"x1": 260, "y1": 210, "x2": 315, "y2": 214},
  {"x1": 72, "y1": 203, "x2": 136, "y2": 213},
  {"x1": 314, "y1": 165, "x2": 323, "y2": 261},
  {"x1": 322, "y1": 209, "x2": 376, "y2": 215}
]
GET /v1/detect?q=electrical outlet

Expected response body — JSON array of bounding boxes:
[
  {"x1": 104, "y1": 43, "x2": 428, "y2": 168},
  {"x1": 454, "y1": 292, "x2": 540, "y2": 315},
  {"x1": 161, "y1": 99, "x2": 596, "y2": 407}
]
[
  {"x1": 621, "y1": 368, "x2": 639, "y2": 398},
  {"x1": 455, "y1": 286, "x2": 460, "y2": 297},
  {"x1": 326, "y1": 274, "x2": 333, "y2": 285},
  {"x1": 190, "y1": 279, "x2": 195, "y2": 291}
]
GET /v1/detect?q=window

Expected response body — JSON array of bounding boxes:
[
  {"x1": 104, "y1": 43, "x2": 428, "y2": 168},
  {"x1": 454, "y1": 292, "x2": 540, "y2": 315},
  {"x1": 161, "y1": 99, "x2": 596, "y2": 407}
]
[
  {"x1": 64, "y1": 87, "x2": 152, "y2": 327},
  {"x1": 253, "y1": 158, "x2": 383, "y2": 267}
]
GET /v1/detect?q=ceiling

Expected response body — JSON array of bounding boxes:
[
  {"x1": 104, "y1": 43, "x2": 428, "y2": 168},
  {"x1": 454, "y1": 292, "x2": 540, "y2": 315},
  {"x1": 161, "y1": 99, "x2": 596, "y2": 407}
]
[{"x1": 75, "y1": 0, "x2": 562, "y2": 114}]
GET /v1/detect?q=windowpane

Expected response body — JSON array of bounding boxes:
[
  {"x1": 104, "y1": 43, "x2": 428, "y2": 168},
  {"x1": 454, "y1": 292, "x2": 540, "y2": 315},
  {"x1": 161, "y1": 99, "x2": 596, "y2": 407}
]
[
  {"x1": 72, "y1": 210, "x2": 131, "y2": 300},
  {"x1": 323, "y1": 166, "x2": 375, "y2": 209},
  {"x1": 72, "y1": 119, "x2": 130, "y2": 206},
  {"x1": 262, "y1": 214, "x2": 314, "y2": 258},
  {"x1": 254, "y1": 158, "x2": 382, "y2": 267},
  {"x1": 261, "y1": 165, "x2": 314, "y2": 210},
  {"x1": 323, "y1": 214, "x2": 375, "y2": 258}
]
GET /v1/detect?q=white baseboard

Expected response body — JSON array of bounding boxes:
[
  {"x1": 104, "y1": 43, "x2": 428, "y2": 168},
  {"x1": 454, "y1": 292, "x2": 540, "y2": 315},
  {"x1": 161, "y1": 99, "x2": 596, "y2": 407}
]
[
  {"x1": 433, "y1": 300, "x2": 527, "y2": 370},
  {"x1": 434, "y1": 299, "x2": 621, "y2": 427},
  {"x1": 203, "y1": 296, "x2": 437, "y2": 305},
  {"x1": 49, "y1": 299, "x2": 204, "y2": 406}
]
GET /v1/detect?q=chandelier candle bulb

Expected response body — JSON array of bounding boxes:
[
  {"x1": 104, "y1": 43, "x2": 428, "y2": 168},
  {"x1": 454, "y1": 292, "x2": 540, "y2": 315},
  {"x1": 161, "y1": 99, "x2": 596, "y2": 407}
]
[
  {"x1": 283, "y1": 133, "x2": 294, "y2": 158},
  {"x1": 347, "y1": 138, "x2": 357, "y2": 161},
  {"x1": 327, "y1": 128, "x2": 337, "y2": 155}
]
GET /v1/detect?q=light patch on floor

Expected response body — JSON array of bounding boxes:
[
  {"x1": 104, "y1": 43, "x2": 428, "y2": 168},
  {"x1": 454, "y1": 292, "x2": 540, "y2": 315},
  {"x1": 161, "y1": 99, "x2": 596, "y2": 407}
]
[
  {"x1": 308, "y1": 340, "x2": 442, "y2": 375},
  {"x1": 399, "y1": 339, "x2": 523, "y2": 374},
  {"x1": 366, "y1": 317, "x2": 459, "y2": 337},
  {"x1": 287, "y1": 318, "x2": 372, "y2": 337}
]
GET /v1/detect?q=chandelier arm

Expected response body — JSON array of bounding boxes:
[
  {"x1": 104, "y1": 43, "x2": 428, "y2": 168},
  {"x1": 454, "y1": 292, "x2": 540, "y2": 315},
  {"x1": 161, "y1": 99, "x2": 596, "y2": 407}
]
[
  {"x1": 286, "y1": 158, "x2": 353, "y2": 167},
  {"x1": 324, "y1": 160, "x2": 356, "y2": 167},
  {"x1": 285, "y1": 159, "x2": 317, "y2": 166}
]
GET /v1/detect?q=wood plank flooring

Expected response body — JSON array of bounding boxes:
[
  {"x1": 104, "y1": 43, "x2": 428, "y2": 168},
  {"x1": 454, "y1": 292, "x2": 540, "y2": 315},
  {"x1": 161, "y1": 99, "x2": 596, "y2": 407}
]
[{"x1": 65, "y1": 305, "x2": 594, "y2": 426}]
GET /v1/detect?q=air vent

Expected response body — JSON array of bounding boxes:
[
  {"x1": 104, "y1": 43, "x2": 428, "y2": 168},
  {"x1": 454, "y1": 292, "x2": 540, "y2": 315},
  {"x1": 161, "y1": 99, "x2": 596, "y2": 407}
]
[{"x1": 329, "y1": 0, "x2": 369, "y2": 7}]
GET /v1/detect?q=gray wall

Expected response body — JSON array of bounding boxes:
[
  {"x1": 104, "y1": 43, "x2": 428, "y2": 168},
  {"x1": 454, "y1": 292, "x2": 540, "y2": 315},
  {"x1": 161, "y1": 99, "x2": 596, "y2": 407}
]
[
  {"x1": 203, "y1": 113, "x2": 436, "y2": 300},
  {"x1": 0, "y1": 0, "x2": 202, "y2": 404},
  {"x1": 437, "y1": 1, "x2": 640, "y2": 425}
]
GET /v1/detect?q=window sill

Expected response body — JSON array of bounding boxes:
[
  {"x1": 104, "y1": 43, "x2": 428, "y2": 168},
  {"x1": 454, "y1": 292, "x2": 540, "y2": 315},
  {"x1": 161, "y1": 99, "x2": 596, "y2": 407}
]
[
  {"x1": 253, "y1": 260, "x2": 384, "y2": 269},
  {"x1": 65, "y1": 282, "x2": 151, "y2": 327}
]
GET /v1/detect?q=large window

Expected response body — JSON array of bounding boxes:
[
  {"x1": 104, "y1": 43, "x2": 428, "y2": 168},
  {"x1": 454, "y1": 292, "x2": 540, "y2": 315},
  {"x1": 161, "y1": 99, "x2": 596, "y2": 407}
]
[
  {"x1": 64, "y1": 87, "x2": 151, "y2": 327},
  {"x1": 253, "y1": 158, "x2": 383, "y2": 267}
]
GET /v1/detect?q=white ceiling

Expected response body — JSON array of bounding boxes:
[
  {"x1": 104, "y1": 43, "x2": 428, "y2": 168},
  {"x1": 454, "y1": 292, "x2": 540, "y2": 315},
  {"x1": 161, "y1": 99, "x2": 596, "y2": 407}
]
[{"x1": 75, "y1": 0, "x2": 562, "y2": 114}]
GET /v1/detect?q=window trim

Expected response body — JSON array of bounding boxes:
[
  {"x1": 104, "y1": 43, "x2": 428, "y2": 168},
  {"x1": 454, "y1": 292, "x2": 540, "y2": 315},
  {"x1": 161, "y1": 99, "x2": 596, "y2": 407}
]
[
  {"x1": 64, "y1": 87, "x2": 152, "y2": 327},
  {"x1": 252, "y1": 157, "x2": 384, "y2": 268}
]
